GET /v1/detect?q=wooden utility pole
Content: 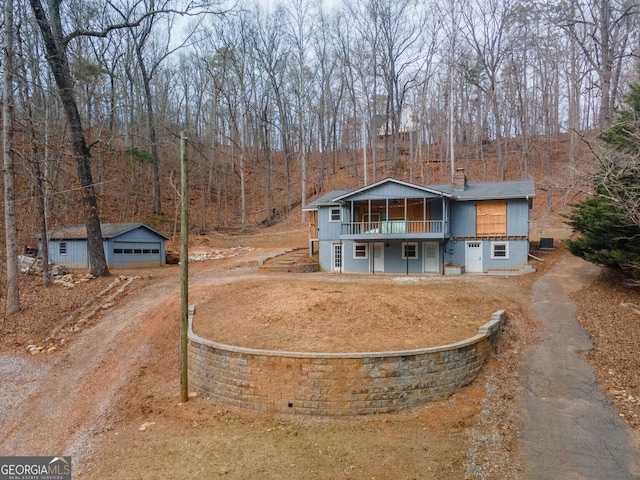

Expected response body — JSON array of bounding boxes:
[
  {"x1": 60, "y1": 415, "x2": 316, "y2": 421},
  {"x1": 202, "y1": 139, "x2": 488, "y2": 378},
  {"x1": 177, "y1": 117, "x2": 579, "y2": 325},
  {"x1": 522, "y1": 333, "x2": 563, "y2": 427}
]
[{"x1": 180, "y1": 131, "x2": 189, "y2": 403}]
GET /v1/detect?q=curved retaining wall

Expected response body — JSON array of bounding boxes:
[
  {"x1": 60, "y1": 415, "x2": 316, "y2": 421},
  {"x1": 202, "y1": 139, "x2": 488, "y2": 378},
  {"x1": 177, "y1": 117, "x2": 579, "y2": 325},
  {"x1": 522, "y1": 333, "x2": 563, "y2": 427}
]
[{"x1": 188, "y1": 308, "x2": 505, "y2": 416}]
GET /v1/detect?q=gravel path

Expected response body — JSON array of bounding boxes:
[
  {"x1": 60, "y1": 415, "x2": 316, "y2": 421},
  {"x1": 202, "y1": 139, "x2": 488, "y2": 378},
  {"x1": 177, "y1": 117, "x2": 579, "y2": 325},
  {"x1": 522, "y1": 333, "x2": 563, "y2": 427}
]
[{"x1": 0, "y1": 248, "x2": 283, "y2": 475}]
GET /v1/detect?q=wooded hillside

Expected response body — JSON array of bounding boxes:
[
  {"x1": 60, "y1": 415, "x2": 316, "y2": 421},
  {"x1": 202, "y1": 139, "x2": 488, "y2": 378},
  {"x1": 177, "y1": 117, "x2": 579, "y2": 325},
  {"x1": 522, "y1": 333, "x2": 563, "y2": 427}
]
[{"x1": 3, "y1": 0, "x2": 636, "y2": 251}]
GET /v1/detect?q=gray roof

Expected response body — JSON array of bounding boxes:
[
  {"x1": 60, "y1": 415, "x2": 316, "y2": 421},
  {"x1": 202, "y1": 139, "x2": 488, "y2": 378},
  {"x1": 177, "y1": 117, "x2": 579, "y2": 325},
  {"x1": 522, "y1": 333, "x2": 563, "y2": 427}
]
[
  {"x1": 431, "y1": 179, "x2": 536, "y2": 200},
  {"x1": 305, "y1": 178, "x2": 536, "y2": 207},
  {"x1": 50, "y1": 223, "x2": 171, "y2": 241},
  {"x1": 302, "y1": 190, "x2": 351, "y2": 210}
]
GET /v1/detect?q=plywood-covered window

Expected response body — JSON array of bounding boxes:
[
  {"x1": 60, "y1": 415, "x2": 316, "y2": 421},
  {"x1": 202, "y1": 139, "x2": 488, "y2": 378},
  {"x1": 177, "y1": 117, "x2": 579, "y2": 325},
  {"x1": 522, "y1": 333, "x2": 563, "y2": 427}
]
[{"x1": 476, "y1": 201, "x2": 507, "y2": 236}]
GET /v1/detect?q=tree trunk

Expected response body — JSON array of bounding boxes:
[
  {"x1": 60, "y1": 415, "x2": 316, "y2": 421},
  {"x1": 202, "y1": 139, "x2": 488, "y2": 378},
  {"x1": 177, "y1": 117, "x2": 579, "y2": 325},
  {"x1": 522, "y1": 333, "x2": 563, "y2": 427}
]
[
  {"x1": 29, "y1": 0, "x2": 109, "y2": 277},
  {"x1": 3, "y1": 0, "x2": 21, "y2": 314},
  {"x1": 136, "y1": 43, "x2": 162, "y2": 216}
]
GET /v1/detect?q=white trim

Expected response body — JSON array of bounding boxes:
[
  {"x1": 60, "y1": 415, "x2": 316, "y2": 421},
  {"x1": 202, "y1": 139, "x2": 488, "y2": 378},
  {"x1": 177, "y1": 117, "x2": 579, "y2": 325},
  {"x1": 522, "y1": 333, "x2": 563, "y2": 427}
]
[
  {"x1": 402, "y1": 242, "x2": 418, "y2": 259},
  {"x1": 373, "y1": 242, "x2": 385, "y2": 272},
  {"x1": 332, "y1": 243, "x2": 343, "y2": 272},
  {"x1": 491, "y1": 241, "x2": 509, "y2": 259},
  {"x1": 465, "y1": 241, "x2": 483, "y2": 273},
  {"x1": 353, "y1": 242, "x2": 369, "y2": 259},
  {"x1": 423, "y1": 242, "x2": 440, "y2": 273},
  {"x1": 329, "y1": 207, "x2": 341, "y2": 222}
]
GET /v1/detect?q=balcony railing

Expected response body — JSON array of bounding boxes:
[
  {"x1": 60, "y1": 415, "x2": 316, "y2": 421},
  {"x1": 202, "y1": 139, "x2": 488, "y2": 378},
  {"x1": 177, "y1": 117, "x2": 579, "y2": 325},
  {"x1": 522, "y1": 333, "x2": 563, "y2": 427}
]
[{"x1": 341, "y1": 220, "x2": 444, "y2": 235}]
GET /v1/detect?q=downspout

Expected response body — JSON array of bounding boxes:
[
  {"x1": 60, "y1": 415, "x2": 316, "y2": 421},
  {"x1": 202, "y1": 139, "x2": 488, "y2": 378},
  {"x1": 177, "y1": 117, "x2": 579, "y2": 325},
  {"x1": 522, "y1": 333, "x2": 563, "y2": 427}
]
[
  {"x1": 406, "y1": 240, "x2": 409, "y2": 275},
  {"x1": 443, "y1": 197, "x2": 447, "y2": 234},
  {"x1": 350, "y1": 200, "x2": 353, "y2": 233},
  {"x1": 370, "y1": 241, "x2": 374, "y2": 275},
  {"x1": 424, "y1": 197, "x2": 427, "y2": 232},
  {"x1": 404, "y1": 198, "x2": 408, "y2": 231}
]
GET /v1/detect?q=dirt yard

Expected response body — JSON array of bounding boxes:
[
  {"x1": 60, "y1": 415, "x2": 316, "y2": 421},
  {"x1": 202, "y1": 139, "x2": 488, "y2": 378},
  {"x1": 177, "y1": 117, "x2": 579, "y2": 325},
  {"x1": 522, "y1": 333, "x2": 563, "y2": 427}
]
[
  {"x1": 0, "y1": 235, "x2": 637, "y2": 480},
  {"x1": 193, "y1": 276, "x2": 515, "y2": 352}
]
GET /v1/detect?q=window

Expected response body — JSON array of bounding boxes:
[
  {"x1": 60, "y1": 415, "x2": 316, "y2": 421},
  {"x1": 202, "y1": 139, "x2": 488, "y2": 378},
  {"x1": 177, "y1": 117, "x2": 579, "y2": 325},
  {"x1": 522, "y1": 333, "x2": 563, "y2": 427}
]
[
  {"x1": 329, "y1": 207, "x2": 341, "y2": 222},
  {"x1": 491, "y1": 242, "x2": 509, "y2": 259},
  {"x1": 402, "y1": 242, "x2": 418, "y2": 259},
  {"x1": 476, "y1": 201, "x2": 507, "y2": 236},
  {"x1": 59, "y1": 242, "x2": 67, "y2": 256},
  {"x1": 114, "y1": 248, "x2": 123, "y2": 254},
  {"x1": 332, "y1": 243, "x2": 342, "y2": 270},
  {"x1": 353, "y1": 243, "x2": 368, "y2": 259}
]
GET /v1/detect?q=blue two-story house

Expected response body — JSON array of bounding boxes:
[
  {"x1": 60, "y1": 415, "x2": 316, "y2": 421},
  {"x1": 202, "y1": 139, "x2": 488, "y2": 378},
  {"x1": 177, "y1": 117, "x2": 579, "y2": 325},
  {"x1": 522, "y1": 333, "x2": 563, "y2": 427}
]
[{"x1": 303, "y1": 169, "x2": 536, "y2": 274}]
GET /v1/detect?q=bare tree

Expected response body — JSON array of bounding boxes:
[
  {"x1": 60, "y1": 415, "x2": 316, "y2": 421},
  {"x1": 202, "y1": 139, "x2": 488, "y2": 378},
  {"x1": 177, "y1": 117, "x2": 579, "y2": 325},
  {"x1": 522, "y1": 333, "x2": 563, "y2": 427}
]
[
  {"x1": 376, "y1": 0, "x2": 425, "y2": 172},
  {"x1": 29, "y1": 0, "x2": 110, "y2": 276},
  {"x1": 124, "y1": 1, "x2": 186, "y2": 216},
  {"x1": 550, "y1": 0, "x2": 639, "y2": 127},
  {"x1": 251, "y1": 4, "x2": 295, "y2": 207},
  {"x1": 15, "y1": 0, "x2": 53, "y2": 287},
  {"x1": 3, "y1": 0, "x2": 21, "y2": 313},
  {"x1": 285, "y1": 0, "x2": 316, "y2": 220},
  {"x1": 462, "y1": 0, "x2": 515, "y2": 180}
]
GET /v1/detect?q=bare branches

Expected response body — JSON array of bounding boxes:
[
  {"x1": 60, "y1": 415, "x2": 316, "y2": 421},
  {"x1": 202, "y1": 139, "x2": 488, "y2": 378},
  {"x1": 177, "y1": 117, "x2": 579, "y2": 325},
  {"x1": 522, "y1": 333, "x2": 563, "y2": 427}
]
[{"x1": 61, "y1": 1, "x2": 226, "y2": 48}]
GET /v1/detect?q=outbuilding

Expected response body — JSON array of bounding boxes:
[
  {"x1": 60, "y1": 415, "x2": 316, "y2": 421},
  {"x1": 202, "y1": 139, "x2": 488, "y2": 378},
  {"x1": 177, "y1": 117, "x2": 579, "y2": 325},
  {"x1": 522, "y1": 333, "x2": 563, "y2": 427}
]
[{"x1": 47, "y1": 223, "x2": 170, "y2": 269}]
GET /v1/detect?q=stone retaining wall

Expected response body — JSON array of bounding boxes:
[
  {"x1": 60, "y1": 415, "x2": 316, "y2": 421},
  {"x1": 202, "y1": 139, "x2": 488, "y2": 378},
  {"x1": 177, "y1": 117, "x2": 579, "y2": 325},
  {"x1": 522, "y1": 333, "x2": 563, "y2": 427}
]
[{"x1": 189, "y1": 308, "x2": 505, "y2": 416}]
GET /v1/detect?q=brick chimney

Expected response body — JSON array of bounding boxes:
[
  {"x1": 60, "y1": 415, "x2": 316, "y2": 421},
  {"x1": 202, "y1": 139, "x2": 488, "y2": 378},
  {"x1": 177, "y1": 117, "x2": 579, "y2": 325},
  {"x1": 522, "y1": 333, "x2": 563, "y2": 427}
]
[{"x1": 453, "y1": 167, "x2": 467, "y2": 191}]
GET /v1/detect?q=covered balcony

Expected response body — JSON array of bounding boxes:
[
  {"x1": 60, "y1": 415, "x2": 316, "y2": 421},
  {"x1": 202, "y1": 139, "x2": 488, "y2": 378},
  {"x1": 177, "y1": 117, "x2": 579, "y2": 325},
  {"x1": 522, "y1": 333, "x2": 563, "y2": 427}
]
[{"x1": 340, "y1": 197, "x2": 448, "y2": 240}]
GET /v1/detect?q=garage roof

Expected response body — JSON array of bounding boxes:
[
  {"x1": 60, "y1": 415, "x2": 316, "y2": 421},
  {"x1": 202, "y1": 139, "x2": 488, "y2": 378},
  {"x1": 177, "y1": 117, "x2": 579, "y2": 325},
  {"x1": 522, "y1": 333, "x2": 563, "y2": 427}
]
[{"x1": 49, "y1": 223, "x2": 170, "y2": 241}]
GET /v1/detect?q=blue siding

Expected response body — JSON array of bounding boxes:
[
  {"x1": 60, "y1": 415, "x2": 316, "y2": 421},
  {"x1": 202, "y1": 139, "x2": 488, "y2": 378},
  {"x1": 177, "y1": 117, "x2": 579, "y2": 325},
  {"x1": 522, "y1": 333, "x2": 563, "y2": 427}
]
[
  {"x1": 318, "y1": 207, "x2": 344, "y2": 240},
  {"x1": 446, "y1": 239, "x2": 466, "y2": 266},
  {"x1": 484, "y1": 240, "x2": 530, "y2": 271},
  {"x1": 506, "y1": 199, "x2": 530, "y2": 236},
  {"x1": 318, "y1": 240, "x2": 335, "y2": 271},
  {"x1": 342, "y1": 241, "x2": 371, "y2": 273},
  {"x1": 450, "y1": 202, "x2": 476, "y2": 237},
  {"x1": 321, "y1": 240, "x2": 444, "y2": 274},
  {"x1": 444, "y1": 239, "x2": 530, "y2": 273},
  {"x1": 384, "y1": 242, "x2": 423, "y2": 274},
  {"x1": 108, "y1": 226, "x2": 167, "y2": 268},
  {"x1": 49, "y1": 239, "x2": 89, "y2": 268}
]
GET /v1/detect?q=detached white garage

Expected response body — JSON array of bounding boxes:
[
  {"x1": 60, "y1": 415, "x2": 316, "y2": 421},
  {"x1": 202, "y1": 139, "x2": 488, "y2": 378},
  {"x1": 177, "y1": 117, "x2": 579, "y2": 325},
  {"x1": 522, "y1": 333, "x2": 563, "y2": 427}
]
[{"x1": 48, "y1": 223, "x2": 171, "y2": 269}]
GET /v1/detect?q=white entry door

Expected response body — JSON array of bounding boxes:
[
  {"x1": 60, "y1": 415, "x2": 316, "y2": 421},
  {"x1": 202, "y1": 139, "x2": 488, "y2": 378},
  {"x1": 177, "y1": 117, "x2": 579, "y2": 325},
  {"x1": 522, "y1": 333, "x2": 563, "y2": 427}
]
[
  {"x1": 423, "y1": 242, "x2": 440, "y2": 273},
  {"x1": 466, "y1": 241, "x2": 483, "y2": 273},
  {"x1": 373, "y1": 242, "x2": 384, "y2": 272},
  {"x1": 332, "y1": 243, "x2": 343, "y2": 272}
]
